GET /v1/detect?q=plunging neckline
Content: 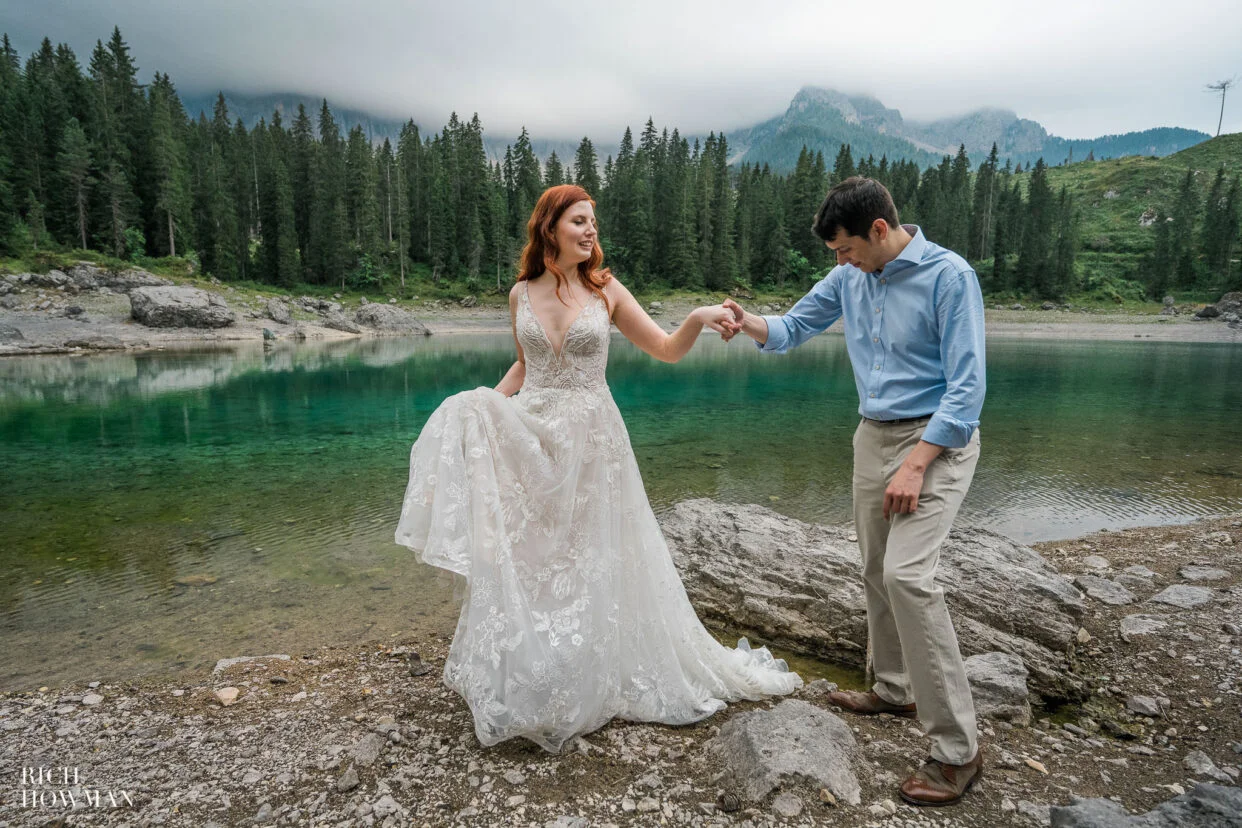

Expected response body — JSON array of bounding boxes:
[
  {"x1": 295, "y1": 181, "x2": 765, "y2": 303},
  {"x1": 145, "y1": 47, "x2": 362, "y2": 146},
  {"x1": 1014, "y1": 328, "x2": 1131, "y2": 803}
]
[{"x1": 524, "y1": 281, "x2": 596, "y2": 359}]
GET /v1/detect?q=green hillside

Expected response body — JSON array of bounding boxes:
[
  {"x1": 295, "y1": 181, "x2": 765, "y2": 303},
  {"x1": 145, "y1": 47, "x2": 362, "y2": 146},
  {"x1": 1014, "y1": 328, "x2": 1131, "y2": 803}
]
[{"x1": 1007, "y1": 133, "x2": 1242, "y2": 297}]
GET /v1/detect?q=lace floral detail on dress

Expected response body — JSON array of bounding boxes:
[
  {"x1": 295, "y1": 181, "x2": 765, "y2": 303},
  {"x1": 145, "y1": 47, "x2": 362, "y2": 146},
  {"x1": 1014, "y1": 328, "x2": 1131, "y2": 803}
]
[{"x1": 517, "y1": 281, "x2": 610, "y2": 392}]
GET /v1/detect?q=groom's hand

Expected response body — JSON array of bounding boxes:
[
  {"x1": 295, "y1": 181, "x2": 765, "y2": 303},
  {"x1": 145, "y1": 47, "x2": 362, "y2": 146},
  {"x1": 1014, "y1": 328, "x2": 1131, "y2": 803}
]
[
  {"x1": 883, "y1": 463, "x2": 925, "y2": 520},
  {"x1": 721, "y1": 298, "x2": 745, "y2": 342}
]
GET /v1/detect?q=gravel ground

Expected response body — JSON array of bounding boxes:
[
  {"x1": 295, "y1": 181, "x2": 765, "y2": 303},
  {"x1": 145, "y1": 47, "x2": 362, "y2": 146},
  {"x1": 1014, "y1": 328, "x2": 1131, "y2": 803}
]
[{"x1": 2, "y1": 514, "x2": 1239, "y2": 827}]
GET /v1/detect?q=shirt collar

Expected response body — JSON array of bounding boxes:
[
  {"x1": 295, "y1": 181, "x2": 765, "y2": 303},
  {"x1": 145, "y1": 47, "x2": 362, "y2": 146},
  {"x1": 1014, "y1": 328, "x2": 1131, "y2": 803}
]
[{"x1": 880, "y1": 224, "x2": 925, "y2": 274}]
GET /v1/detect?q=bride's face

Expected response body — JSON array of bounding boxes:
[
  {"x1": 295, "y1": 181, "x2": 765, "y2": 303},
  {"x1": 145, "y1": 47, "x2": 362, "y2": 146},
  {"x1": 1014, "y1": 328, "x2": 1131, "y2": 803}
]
[{"x1": 555, "y1": 201, "x2": 598, "y2": 264}]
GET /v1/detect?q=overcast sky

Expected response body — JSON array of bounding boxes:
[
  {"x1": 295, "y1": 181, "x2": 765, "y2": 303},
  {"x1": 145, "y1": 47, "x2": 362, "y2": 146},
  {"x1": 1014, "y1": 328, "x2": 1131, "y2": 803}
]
[{"x1": 3, "y1": 0, "x2": 1240, "y2": 141}]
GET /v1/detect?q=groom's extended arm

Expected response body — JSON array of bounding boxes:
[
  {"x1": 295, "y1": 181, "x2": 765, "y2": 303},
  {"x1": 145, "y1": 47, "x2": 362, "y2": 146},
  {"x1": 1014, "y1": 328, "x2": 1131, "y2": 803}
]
[{"x1": 725, "y1": 270, "x2": 845, "y2": 352}]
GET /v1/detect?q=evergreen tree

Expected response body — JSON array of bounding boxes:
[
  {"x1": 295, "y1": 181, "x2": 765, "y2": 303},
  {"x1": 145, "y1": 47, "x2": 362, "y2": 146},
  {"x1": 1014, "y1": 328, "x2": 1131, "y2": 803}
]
[
  {"x1": 1016, "y1": 159, "x2": 1054, "y2": 296},
  {"x1": 831, "y1": 143, "x2": 855, "y2": 184},
  {"x1": 1146, "y1": 210, "x2": 1173, "y2": 299},
  {"x1": 56, "y1": 116, "x2": 92, "y2": 249},
  {"x1": 573, "y1": 137, "x2": 600, "y2": 196},
  {"x1": 200, "y1": 95, "x2": 238, "y2": 279},
  {"x1": 945, "y1": 144, "x2": 971, "y2": 253},
  {"x1": 1170, "y1": 168, "x2": 1199, "y2": 288},
  {"x1": 544, "y1": 150, "x2": 564, "y2": 187},
  {"x1": 969, "y1": 144, "x2": 1000, "y2": 260},
  {"x1": 1200, "y1": 167, "x2": 1239, "y2": 287},
  {"x1": 344, "y1": 123, "x2": 380, "y2": 272},
  {"x1": 1050, "y1": 186, "x2": 1078, "y2": 297},
  {"x1": 147, "y1": 73, "x2": 190, "y2": 257},
  {"x1": 289, "y1": 104, "x2": 315, "y2": 271},
  {"x1": 256, "y1": 116, "x2": 299, "y2": 286},
  {"x1": 310, "y1": 100, "x2": 348, "y2": 287}
]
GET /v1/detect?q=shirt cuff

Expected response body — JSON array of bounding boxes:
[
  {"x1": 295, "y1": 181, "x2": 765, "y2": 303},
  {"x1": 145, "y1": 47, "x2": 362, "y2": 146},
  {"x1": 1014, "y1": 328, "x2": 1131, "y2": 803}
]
[
  {"x1": 754, "y1": 315, "x2": 790, "y2": 353},
  {"x1": 922, "y1": 411, "x2": 977, "y2": 449}
]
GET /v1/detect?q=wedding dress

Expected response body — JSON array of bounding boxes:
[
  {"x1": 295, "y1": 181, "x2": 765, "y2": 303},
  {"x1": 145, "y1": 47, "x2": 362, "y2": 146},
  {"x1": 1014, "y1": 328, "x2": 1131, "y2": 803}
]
[{"x1": 395, "y1": 280, "x2": 802, "y2": 752}]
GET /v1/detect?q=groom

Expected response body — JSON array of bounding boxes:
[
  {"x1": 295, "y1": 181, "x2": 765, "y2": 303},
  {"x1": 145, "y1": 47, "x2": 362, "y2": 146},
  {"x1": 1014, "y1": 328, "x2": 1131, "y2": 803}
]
[{"x1": 724, "y1": 177, "x2": 986, "y2": 806}]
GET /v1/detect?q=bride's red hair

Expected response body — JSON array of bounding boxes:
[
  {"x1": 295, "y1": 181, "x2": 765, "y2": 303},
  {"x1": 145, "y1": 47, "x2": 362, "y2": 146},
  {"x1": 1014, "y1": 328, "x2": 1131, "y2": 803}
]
[{"x1": 517, "y1": 185, "x2": 611, "y2": 310}]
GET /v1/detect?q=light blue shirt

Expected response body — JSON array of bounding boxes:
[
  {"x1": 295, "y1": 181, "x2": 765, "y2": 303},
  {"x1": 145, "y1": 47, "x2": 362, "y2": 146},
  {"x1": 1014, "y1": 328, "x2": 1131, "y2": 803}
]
[{"x1": 757, "y1": 225, "x2": 985, "y2": 449}]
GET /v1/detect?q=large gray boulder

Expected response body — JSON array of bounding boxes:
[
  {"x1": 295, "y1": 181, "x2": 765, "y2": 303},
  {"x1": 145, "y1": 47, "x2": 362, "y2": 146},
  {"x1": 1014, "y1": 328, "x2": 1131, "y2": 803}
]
[
  {"x1": 660, "y1": 499, "x2": 1088, "y2": 701},
  {"x1": 68, "y1": 263, "x2": 170, "y2": 292},
  {"x1": 129, "y1": 286, "x2": 236, "y2": 328},
  {"x1": 353, "y1": 303, "x2": 431, "y2": 335},
  {"x1": 264, "y1": 298, "x2": 293, "y2": 325},
  {"x1": 323, "y1": 311, "x2": 362, "y2": 334},
  {"x1": 1216, "y1": 291, "x2": 1242, "y2": 317},
  {"x1": 708, "y1": 699, "x2": 862, "y2": 805},
  {"x1": 1050, "y1": 783, "x2": 1242, "y2": 827}
]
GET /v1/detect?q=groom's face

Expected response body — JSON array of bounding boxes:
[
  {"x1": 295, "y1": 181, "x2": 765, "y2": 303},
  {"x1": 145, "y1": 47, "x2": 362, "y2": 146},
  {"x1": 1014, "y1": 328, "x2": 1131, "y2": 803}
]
[{"x1": 825, "y1": 227, "x2": 882, "y2": 274}]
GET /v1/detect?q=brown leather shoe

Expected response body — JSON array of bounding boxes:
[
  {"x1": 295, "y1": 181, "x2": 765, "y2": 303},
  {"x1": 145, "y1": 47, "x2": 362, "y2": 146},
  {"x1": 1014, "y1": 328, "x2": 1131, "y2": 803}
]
[
  {"x1": 825, "y1": 689, "x2": 918, "y2": 718},
  {"x1": 898, "y1": 749, "x2": 983, "y2": 806}
]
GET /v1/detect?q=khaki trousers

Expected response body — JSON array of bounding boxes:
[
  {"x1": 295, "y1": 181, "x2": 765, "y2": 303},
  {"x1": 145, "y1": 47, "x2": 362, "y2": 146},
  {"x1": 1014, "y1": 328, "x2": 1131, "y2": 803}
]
[{"x1": 852, "y1": 417, "x2": 980, "y2": 765}]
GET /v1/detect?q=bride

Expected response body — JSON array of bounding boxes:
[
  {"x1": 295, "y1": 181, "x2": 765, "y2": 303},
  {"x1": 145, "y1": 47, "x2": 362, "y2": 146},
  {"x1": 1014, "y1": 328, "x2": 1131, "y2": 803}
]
[{"x1": 395, "y1": 184, "x2": 802, "y2": 753}]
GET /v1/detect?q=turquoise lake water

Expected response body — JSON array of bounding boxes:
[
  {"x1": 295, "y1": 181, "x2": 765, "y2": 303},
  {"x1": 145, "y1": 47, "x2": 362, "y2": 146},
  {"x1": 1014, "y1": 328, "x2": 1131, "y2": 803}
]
[{"x1": 2, "y1": 333, "x2": 1240, "y2": 690}]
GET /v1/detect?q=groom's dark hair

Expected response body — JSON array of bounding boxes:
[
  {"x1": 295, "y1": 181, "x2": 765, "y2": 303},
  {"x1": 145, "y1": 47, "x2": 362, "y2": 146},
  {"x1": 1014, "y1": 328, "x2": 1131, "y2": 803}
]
[{"x1": 811, "y1": 177, "x2": 900, "y2": 241}]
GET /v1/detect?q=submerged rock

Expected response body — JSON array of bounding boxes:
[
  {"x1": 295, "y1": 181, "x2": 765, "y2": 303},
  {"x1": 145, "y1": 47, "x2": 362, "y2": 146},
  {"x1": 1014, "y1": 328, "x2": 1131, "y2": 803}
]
[{"x1": 661, "y1": 499, "x2": 1087, "y2": 701}]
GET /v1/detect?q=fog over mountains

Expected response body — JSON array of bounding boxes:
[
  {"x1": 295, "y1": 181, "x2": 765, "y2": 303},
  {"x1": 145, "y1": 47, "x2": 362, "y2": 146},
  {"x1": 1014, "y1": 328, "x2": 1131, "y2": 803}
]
[{"x1": 180, "y1": 85, "x2": 1210, "y2": 173}]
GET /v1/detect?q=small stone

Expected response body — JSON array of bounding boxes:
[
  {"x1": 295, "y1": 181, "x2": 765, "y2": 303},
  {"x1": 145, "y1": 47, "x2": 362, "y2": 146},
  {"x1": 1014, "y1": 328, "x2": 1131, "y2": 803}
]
[
  {"x1": 1149, "y1": 584, "x2": 1214, "y2": 608},
  {"x1": 1178, "y1": 565, "x2": 1229, "y2": 582},
  {"x1": 621, "y1": 797, "x2": 637, "y2": 812},
  {"x1": 253, "y1": 802, "x2": 273, "y2": 824},
  {"x1": 772, "y1": 793, "x2": 803, "y2": 818},
  {"x1": 1025, "y1": 757, "x2": 1048, "y2": 774},
  {"x1": 213, "y1": 687, "x2": 239, "y2": 706},
  {"x1": 1183, "y1": 750, "x2": 1233, "y2": 783},
  {"x1": 1083, "y1": 555, "x2": 1112, "y2": 570},
  {"x1": 241, "y1": 768, "x2": 263, "y2": 785},
  {"x1": 1125, "y1": 695, "x2": 1168, "y2": 718},
  {"x1": 335, "y1": 766, "x2": 359, "y2": 795},
  {"x1": 1017, "y1": 800, "x2": 1051, "y2": 826},
  {"x1": 1074, "y1": 574, "x2": 1135, "y2": 605},
  {"x1": 818, "y1": 788, "x2": 838, "y2": 806},
  {"x1": 636, "y1": 797, "x2": 659, "y2": 813},
  {"x1": 1076, "y1": 627, "x2": 1092, "y2": 644},
  {"x1": 1120, "y1": 614, "x2": 1168, "y2": 642},
  {"x1": 81, "y1": 693, "x2": 104, "y2": 706},
  {"x1": 503, "y1": 769, "x2": 526, "y2": 785},
  {"x1": 373, "y1": 794, "x2": 400, "y2": 817}
]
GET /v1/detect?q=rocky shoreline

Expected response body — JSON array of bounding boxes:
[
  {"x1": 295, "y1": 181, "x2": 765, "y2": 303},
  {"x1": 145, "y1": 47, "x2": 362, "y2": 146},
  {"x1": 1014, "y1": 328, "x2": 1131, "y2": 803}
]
[
  {"x1": 0, "y1": 264, "x2": 430, "y2": 357},
  {"x1": 2, "y1": 264, "x2": 1242, "y2": 356},
  {"x1": 2, "y1": 505, "x2": 1239, "y2": 827}
]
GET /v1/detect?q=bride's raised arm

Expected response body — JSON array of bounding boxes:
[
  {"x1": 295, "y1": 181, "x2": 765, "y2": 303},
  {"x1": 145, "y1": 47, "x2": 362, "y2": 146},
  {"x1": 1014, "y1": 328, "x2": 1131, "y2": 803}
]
[{"x1": 606, "y1": 277, "x2": 738, "y2": 364}]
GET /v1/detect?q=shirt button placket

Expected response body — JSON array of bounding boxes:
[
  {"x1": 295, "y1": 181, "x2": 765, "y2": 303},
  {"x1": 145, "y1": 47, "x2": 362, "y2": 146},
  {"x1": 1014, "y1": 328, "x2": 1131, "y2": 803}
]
[{"x1": 870, "y1": 281, "x2": 885, "y2": 406}]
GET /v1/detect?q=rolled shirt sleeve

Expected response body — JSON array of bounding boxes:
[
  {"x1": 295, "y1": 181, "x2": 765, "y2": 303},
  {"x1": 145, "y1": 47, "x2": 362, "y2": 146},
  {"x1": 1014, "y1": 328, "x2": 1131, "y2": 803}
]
[
  {"x1": 756, "y1": 270, "x2": 845, "y2": 354},
  {"x1": 922, "y1": 268, "x2": 986, "y2": 448}
]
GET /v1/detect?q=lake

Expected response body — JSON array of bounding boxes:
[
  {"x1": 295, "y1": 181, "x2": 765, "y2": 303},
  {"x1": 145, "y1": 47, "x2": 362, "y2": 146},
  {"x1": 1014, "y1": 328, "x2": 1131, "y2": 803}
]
[{"x1": 2, "y1": 333, "x2": 1240, "y2": 691}]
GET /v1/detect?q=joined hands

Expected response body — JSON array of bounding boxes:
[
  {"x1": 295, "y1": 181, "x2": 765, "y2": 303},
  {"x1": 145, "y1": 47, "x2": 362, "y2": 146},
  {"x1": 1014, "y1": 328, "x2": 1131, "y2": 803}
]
[{"x1": 690, "y1": 298, "x2": 746, "y2": 341}]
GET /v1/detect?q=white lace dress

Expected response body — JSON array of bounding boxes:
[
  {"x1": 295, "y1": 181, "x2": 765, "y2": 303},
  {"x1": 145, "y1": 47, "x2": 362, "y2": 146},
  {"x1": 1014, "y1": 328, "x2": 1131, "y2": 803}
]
[{"x1": 395, "y1": 281, "x2": 802, "y2": 752}]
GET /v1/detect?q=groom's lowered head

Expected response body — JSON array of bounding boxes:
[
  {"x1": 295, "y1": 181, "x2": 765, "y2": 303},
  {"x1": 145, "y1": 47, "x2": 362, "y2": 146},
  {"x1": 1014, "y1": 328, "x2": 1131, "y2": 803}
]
[{"x1": 812, "y1": 177, "x2": 913, "y2": 275}]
